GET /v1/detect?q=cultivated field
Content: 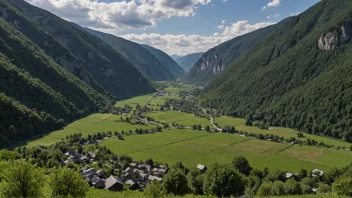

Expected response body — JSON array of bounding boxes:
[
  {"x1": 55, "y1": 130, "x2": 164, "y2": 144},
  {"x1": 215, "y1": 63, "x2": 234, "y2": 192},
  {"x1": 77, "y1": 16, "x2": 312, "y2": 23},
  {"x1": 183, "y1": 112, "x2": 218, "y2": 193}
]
[
  {"x1": 215, "y1": 117, "x2": 352, "y2": 148},
  {"x1": 22, "y1": 113, "x2": 156, "y2": 148},
  {"x1": 101, "y1": 128, "x2": 352, "y2": 172},
  {"x1": 115, "y1": 94, "x2": 154, "y2": 109},
  {"x1": 146, "y1": 111, "x2": 209, "y2": 127}
]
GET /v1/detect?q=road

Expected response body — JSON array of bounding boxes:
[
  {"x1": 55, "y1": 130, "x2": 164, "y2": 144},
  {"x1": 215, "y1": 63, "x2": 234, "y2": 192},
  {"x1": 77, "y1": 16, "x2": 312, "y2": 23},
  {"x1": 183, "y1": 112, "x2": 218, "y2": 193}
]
[{"x1": 202, "y1": 108, "x2": 222, "y2": 131}]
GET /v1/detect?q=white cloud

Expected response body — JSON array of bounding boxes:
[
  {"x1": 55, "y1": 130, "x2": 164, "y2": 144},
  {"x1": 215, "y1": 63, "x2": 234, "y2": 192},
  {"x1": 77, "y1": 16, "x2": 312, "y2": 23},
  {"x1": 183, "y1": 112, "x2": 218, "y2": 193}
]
[
  {"x1": 25, "y1": 0, "x2": 212, "y2": 31},
  {"x1": 122, "y1": 20, "x2": 274, "y2": 55},
  {"x1": 221, "y1": 20, "x2": 227, "y2": 24},
  {"x1": 266, "y1": 13, "x2": 280, "y2": 19},
  {"x1": 262, "y1": 0, "x2": 280, "y2": 10}
]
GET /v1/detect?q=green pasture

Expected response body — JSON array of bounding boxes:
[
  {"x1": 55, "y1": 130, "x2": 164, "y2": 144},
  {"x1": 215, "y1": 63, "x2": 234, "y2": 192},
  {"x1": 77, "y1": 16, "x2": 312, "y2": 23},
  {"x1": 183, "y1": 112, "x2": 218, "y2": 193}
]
[
  {"x1": 215, "y1": 117, "x2": 352, "y2": 148},
  {"x1": 22, "y1": 114, "x2": 158, "y2": 148},
  {"x1": 101, "y1": 128, "x2": 352, "y2": 172},
  {"x1": 149, "y1": 95, "x2": 182, "y2": 110},
  {"x1": 146, "y1": 111, "x2": 209, "y2": 127},
  {"x1": 164, "y1": 85, "x2": 193, "y2": 93},
  {"x1": 115, "y1": 94, "x2": 154, "y2": 109}
]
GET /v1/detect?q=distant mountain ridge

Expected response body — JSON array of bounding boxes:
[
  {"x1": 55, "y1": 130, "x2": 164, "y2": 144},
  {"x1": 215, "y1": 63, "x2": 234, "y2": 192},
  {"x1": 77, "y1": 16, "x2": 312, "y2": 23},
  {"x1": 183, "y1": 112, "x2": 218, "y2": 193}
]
[
  {"x1": 0, "y1": 0, "x2": 155, "y2": 145},
  {"x1": 142, "y1": 45, "x2": 186, "y2": 77},
  {"x1": 200, "y1": 0, "x2": 352, "y2": 142},
  {"x1": 171, "y1": 54, "x2": 181, "y2": 61},
  {"x1": 84, "y1": 28, "x2": 175, "y2": 81},
  {"x1": 176, "y1": 52, "x2": 204, "y2": 72},
  {"x1": 184, "y1": 22, "x2": 285, "y2": 83}
]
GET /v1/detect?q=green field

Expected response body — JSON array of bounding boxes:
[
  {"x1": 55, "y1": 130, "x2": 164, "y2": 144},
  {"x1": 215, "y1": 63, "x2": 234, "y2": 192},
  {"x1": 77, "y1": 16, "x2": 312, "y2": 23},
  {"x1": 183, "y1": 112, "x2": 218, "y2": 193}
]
[
  {"x1": 115, "y1": 94, "x2": 154, "y2": 109},
  {"x1": 22, "y1": 114, "x2": 157, "y2": 148},
  {"x1": 149, "y1": 95, "x2": 181, "y2": 110},
  {"x1": 215, "y1": 117, "x2": 352, "y2": 148},
  {"x1": 164, "y1": 85, "x2": 193, "y2": 93},
  {"x1": 146, "y1": 111, "x2": 209, "y2": 127},
  {"x1": 101, "y1": 128, "x2": 352, "y2": 172}
]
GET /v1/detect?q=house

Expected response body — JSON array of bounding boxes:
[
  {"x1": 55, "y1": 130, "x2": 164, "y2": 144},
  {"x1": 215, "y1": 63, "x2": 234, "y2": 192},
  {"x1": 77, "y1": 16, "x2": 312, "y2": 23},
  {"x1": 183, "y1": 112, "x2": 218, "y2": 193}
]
[
  {"x1": 92, "y1": 176, "x2": 105, "y2": 189},
  {"x1": 157, "y1": 169, "x2": 167, "y2": 176},
  {"x1": 96, "y1": 169, "x2": 105, "y2": 177},
  {"x1": 105, "y1": 175, "x2": 124, "y2": 191},
  {"x1": 148, "y1": 175, "x2": 162, "y2": 183},
  {"x1": 196, "y1": 164, "x2": 207, "y2": 173},
  {"x1": 88, "y1": 152, "x2": 96, "y2": 159},
  {"x1": 139, "y1": 173, "x2": 148, "y2": 181},
  {"x1": 312, "y1": 169, "x2": 324, "y2": 177},
  {"x1": 125, "y1": 179, "x2": 139, "y2": 190},
  {"x1": 123, "y1": 167, "x2": 133, "y2": 174},
  {"x1": 84, "y1": 173, "x2": 96, "y2": 183},
  {"x1": 83, "y1": 168, "x2": 97, "y2": 175},
  {"x1": 67, "y1": 155, "x2": 80, "y2": 164},
  {"x1": 65, "y1": 150, "x2": 77, "y2": 156},
  {"x1": 130, "y1": 163, "x2": 137, "y2": 168},
  {"x1": 80, "y1": 155, "x2": 90, "y2": 163},
  {"x1": 285, "y1": 173, "x2": 293, "y2": 179}
]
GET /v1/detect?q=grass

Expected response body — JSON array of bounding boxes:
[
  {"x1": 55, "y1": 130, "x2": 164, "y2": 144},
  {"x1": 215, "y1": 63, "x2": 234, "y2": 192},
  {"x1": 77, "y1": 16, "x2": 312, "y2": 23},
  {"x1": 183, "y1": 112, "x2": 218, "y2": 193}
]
[
  {"x1": 101, "y1": 128, "x2": 352, "y2": 172},
  {"x1": 115, "y1": 94, "x2": 154, "y2": 109},
  {"x1": 146, "y1": 111, "x2": 209, "y2": 127},
  {"x1": 149, "y1": 95, "x2": 181, "y2": 110},
  {"x1": 22, "y1": 113, "x2": 158, "y2": 148},
  {"x1": 164, "y1": 85, "x2": 193, "y2": 93},
  {"x1": 215, "y1": 117, "x2": 352, "y2": 148}
]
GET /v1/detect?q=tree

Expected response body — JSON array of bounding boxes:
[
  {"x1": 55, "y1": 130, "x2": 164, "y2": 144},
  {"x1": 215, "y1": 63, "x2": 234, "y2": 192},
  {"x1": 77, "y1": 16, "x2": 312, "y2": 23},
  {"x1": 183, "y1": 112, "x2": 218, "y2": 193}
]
[
  {"x1": 332, "y1": 176, "x2": 352, "y2": 196},
  {"x1": 146, "y1": 158, "x2": 154, "y2": 166},
  {"x1": 187, "y1": 168, "x2": 204, "y2": 195},
  {"x1": 203, "y1": 163, "x2": 246, "y2": 197},
  {"x1": 317, "y1": 183, "x2": 331, "y2": 194},
  {"x1": 299, "y1": 169, "x2": 308, "y2": 178},
  {"x1": 245, "y1": 119, "x2": 253, "y2": 126},
  {"x1": 271, "y1": 181, "x2": 285, "y2": 196},
  {"x1": 232, "y1": 156, "x2": 251, "y2": 176},
  {"x1": 284, "y1": 179, "x2": 302, "y2": 195},
  {"x1": 49, "y1": 168, "x2": 89, "y2": 198},
  {"x1": 163, "y1": 168, "x2": 189, "y2": 196},
  {"x1": 205, "y1": 126, "x2": 210, "y2": 132},
  {"x1": 0, "y1": 160, "x2": 45, "y2": 198},
  {"x1": 297, "y1": 132, "x2": 304, "y2": 138},
  {"x1": 257, "y1": 183, "x2": 273, "y2": 197},
  {"x1": 144, "y1": 180, "x2": 166, "y2": 198}
]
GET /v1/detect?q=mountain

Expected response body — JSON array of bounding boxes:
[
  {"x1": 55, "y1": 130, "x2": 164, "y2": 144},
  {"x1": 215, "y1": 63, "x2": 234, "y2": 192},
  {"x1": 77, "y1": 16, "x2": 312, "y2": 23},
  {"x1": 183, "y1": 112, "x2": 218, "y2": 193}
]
[
  {"x1": 176, "y1": 52, "x2": 204, "y2": 72},
  {"x1": 200, "y1": 0, "x2": 352, "y2": 142},
  {"x1": 184, "y1": 22, "x2": 285, "y2": 83},
  {"x1": 0, "y1": 0, "x2": 155, "y2": 145},
  {"x1": 142, "y1": 45, "x2": 186, "y2": 77},
  {"x1": 10, "y1": 0, "x2": 155, "y2": 99},
  {"x1": 84, "y1": 28, "x2": 175, "y2": 81},
  {"x1": 171, "y1": 54, "x2": 181, "y2": 61}
]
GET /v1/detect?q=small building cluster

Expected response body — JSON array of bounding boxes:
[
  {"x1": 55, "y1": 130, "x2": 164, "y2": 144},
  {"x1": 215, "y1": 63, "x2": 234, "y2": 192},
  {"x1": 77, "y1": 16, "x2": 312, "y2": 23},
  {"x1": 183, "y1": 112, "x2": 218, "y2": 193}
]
[{"x1": 81, "y1": 162, "x2": 169, "y2": 191}]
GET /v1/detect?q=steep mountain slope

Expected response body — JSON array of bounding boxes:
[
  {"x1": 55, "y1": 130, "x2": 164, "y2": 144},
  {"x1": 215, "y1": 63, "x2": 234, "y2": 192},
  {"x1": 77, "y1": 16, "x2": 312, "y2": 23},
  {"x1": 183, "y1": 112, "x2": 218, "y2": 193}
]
[
  {"x1": 171, "y1": 54, "x2": 181, "y2": 61},
  {"x1": 176, "y1": 52, "x2": 204, "y2": 72},
  {"x1": 184, "y1": 22, "x2": 284, "y2": 83},
  {"x1": 142, "y1": 45, "x2": 186, "y2": 77},
  {"x1": 84, "y1": 28, "x2": 174, "y2": 81},
  {"x1": 10, "y1": 0, "x2": 155, "y2": 99},
  {"x1": 201, "y1": 0, "x2": 352, "y2": 142},
  {"x1": 0, "y1": 16, "x2": 111, "y2": 144}
]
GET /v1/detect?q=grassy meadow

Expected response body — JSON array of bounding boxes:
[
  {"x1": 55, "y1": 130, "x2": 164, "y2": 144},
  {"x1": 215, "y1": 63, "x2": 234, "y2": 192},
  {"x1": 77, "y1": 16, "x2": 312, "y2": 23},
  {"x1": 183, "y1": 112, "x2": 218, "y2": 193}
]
[
  {"x1": 215, "y1": 117, "x2": 352, "y2": 148},
  {"x1": 146, "y1": 111, "x2": 209, "y2": 127},
  {"x1": 115, "y1": 94, "x2": 154, "y2": 109}
]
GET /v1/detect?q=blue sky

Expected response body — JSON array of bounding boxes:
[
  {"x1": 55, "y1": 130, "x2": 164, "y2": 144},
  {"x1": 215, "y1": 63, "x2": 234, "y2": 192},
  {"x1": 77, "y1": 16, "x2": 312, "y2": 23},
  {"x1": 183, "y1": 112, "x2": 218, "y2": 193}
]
[{"x1": 26, "y1": 0, "x2": 320, "y2": 55}]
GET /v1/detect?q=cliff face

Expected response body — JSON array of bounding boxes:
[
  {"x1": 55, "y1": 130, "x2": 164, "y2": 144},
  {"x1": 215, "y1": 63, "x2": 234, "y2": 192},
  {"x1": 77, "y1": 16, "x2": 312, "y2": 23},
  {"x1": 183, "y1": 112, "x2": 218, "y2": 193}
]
[{"x1": 318, "y1": 22, "x2": 352, "y2": 50}]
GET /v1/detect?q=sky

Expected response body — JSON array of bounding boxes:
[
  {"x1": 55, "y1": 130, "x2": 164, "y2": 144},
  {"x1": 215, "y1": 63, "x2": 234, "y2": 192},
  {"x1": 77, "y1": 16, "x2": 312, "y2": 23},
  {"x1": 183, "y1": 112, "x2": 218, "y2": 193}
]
[{"x1": 26, "y1": 0, "x2": 320, "y2": 56}]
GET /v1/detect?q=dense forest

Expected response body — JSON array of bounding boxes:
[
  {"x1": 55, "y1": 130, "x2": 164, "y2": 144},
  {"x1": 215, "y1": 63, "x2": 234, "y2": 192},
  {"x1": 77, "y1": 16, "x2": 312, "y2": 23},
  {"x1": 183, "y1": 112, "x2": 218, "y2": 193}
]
[
  {"x1": 85, "y1": 28, "x2": 176, "y2": 81},
  {"x1": 200, "y1": 0, "x2": 352, "y2": 142},
  {"x1": 0, "y1": 0, "x2": 156, "y2": 145},
  {"x1": 184, "y1": 20, "x2": 285, "y2": 83}
]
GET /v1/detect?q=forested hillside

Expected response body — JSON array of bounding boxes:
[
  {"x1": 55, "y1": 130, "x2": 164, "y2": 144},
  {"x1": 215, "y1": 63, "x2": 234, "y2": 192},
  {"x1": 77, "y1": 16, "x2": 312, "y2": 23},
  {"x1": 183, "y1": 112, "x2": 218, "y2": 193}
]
[
  {"x1": 184, "y1": 22, "x2": 284, "y2": 83},
  {"x1": 201, "y1": 0, "x2": 352, "y2": 142},
  {"x1": 8, "y1": 0, "x2": 155, "y2": 98},
  {"x1": 176, "y1": 52, "x2": 204, "y2": 72},
  {"x1": 0, "y1": 0, "x2": 155, "y2": 145},
  {"x1": 142, "y1": 45, "x2": 186, "y2": 77},
  {"x1": 85, "y1": 28, "x2": 175, "y2": 81}
]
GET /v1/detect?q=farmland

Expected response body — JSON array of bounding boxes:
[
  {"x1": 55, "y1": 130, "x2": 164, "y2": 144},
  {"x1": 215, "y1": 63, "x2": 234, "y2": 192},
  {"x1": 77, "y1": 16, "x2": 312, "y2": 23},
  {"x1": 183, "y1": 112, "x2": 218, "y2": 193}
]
[
  {"x1": 215, "y1": 117, "x2": 352, "y2": 148},
  {"x1": 100, "y1": 128, "x2": 352, "y2": 172},
  {"x1": 21, "y1": 90, "x2": 352, "y2": 174}
]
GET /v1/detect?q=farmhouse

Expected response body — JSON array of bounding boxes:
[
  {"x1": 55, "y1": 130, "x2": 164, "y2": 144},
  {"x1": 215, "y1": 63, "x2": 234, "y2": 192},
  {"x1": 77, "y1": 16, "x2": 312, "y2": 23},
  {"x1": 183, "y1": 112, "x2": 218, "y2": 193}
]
[
  {"x1": 105, "y1": 175, "x2": 124, "y2": 191},
  {"x1": 197, "y1": 164, "x2": 207, "y2": 172},
  {"x1": 312, "y1": 169, "x2": 324, "y2": 177}
]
